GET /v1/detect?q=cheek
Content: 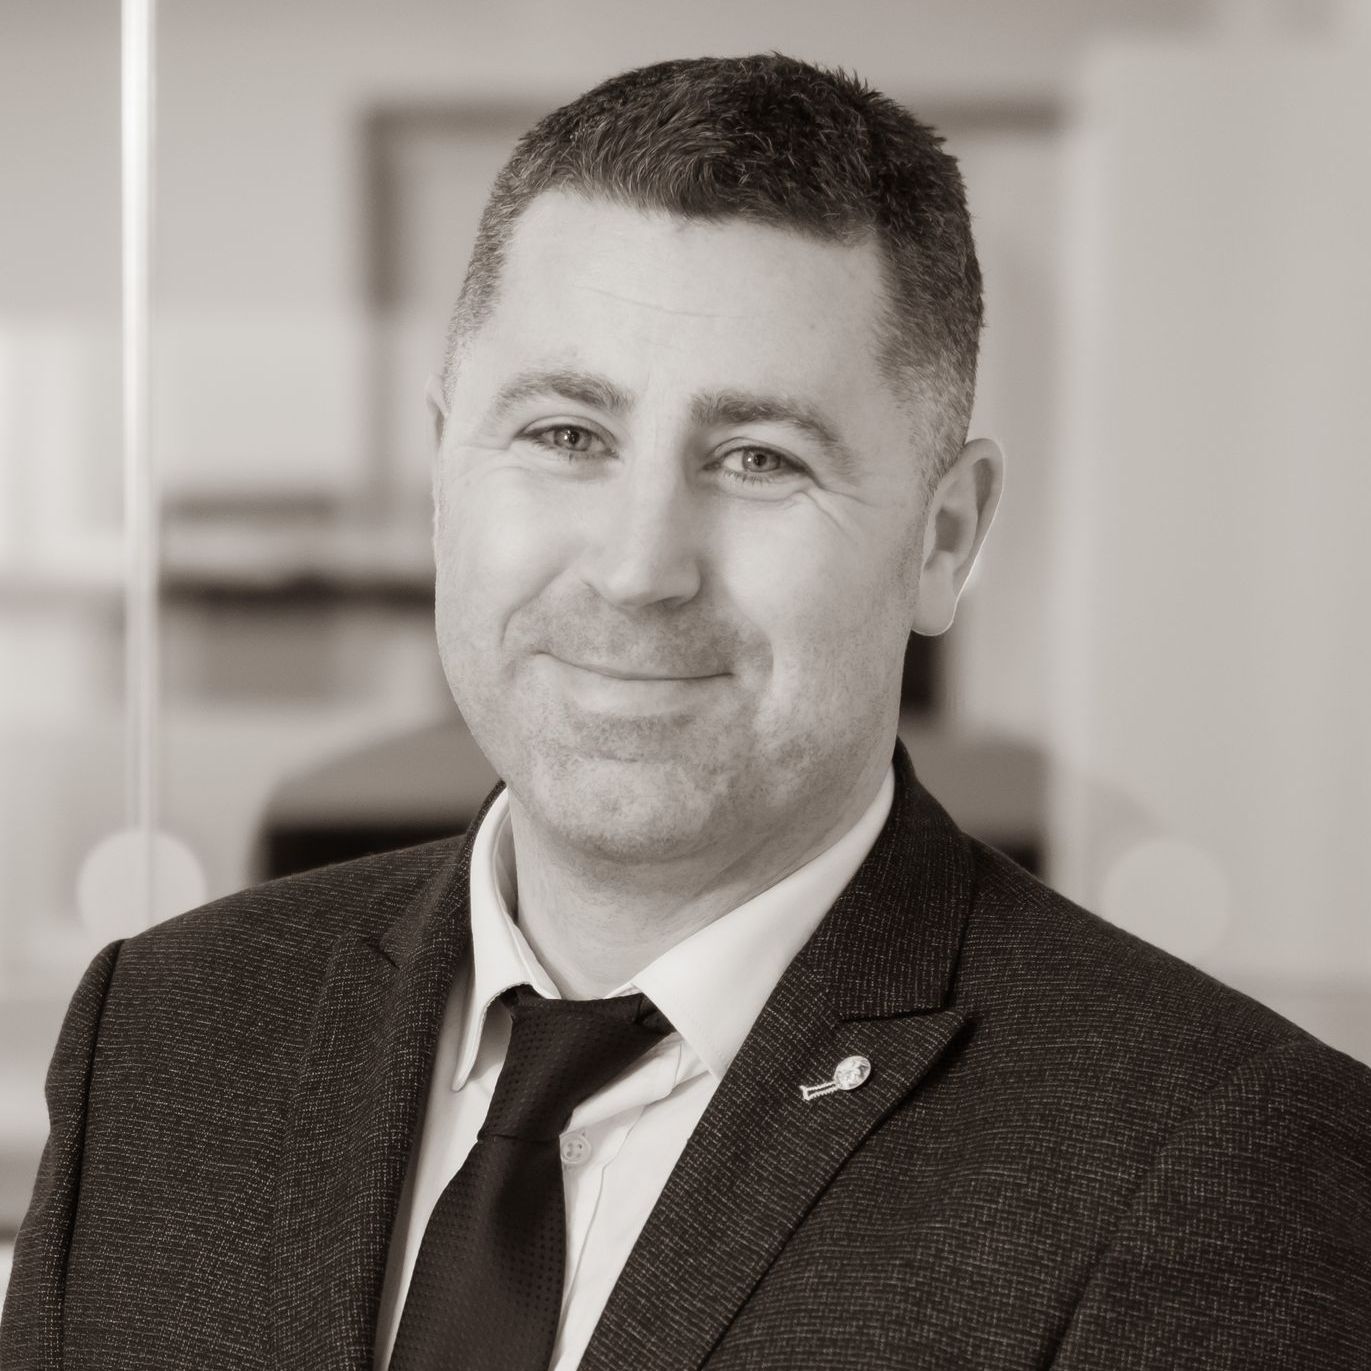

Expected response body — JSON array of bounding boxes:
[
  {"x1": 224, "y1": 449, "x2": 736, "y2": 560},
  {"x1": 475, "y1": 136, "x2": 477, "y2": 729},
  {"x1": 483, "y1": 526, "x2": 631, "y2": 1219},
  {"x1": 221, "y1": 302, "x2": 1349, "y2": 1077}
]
[
  {"x1": 721, "y1": 513, "x2": 912, "y2": 707},
  {"x1": 723, "y1": 522, "x2": 862, "y2": 664},
  {"x1": 435, "y1": 467, "x2": 572, "y2": 631}
]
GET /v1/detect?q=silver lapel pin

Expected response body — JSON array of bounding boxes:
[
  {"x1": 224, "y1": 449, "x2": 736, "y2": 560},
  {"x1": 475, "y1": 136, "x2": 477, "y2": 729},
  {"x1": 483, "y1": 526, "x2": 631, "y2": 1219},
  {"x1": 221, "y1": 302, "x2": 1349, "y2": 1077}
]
[{"x1": 800, "y1": 1054, "x2": 872, "y2": 1101}]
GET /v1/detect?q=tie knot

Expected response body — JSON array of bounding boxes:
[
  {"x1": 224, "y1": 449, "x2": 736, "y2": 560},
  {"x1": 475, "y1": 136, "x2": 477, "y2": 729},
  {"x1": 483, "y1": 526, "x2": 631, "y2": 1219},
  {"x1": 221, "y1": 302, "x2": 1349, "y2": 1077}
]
[{"x1": 479, "y1": 986, "x2": 674, "y2": 1142}]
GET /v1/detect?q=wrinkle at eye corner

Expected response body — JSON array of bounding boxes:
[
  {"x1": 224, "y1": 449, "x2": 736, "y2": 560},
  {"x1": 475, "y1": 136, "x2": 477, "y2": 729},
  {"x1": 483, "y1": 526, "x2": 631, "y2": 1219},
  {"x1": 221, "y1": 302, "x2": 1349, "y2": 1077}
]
[{"x1": 807, "y1": 493, "x2": 893, "y2": 540}]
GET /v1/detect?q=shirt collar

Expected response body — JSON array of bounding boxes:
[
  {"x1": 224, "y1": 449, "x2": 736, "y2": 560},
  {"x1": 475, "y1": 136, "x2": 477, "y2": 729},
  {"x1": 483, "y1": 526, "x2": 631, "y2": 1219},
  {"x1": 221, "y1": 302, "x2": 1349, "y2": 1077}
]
[
  {"x1": 453, "y1": 767, "x2": 895, "y2": 1089},
  {"x1": 632, "y1": 768, "x2": 894, "y2": 1080},
  {"x1": 451, "y1": 795, "x2": 559, "y2": 1090}
]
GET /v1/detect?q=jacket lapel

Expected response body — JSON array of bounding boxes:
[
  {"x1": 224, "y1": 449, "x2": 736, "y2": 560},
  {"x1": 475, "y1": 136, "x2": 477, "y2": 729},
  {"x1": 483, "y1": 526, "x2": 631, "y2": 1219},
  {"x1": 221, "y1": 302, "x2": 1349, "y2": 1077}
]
[
  {"x1": 267, "y1": 787, "x2": 503, "y2": 1367},
  {"x1": 582, "y1": 743, "x2": 976, "y2": 1371}
]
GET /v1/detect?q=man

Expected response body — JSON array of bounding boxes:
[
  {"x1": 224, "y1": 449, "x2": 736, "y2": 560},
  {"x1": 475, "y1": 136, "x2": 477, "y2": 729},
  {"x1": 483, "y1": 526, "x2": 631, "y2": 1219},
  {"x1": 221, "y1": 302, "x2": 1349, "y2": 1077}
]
[{"x1": 4, "y1": 53, "x2": 1369, "y2": 1371}]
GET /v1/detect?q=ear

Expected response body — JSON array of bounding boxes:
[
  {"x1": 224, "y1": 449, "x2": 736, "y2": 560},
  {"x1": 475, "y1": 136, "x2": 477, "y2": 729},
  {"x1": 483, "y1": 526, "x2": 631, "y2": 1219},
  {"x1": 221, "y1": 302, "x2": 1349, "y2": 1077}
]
[
  {"x1": 427, "y1": 373, "x2": 451, "y2": 541},
  {"x1": 909, "y1": 437, "x2": 1004, "y2": 636},
  {"x1": 425, "y1": 371, "x2": 449, "y2": 452}
]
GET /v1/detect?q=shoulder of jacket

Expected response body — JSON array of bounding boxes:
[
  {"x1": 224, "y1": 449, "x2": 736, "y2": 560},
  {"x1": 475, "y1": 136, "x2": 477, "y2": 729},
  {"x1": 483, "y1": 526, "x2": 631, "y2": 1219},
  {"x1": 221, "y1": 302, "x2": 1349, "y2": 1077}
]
[
  {"x1": 115, "y1": 834, "x2": 468, "y2": 972},
  {"x1": 957, "y1": 838, "x2": 1339, "y2": 1108}
]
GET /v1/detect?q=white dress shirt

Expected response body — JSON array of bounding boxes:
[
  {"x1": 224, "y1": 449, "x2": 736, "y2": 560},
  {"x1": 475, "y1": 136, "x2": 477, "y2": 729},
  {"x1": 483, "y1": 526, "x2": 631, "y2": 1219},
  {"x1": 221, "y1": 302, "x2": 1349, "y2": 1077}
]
[{"x1": 375, "y1": 767, "x2": 894, "y2": 1370}]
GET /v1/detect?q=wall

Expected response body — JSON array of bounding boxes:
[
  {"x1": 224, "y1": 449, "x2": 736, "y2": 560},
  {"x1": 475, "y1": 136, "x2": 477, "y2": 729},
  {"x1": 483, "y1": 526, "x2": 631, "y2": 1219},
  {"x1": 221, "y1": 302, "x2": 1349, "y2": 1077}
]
[{"x1": 1051, "y1": 33, "x2": 1371, "y2": 1054}]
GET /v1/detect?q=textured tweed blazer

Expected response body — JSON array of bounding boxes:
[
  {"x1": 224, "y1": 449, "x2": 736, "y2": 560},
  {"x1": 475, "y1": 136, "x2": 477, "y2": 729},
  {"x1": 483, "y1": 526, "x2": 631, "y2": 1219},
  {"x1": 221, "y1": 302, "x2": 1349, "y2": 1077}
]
[{"x1": 4, "y1": 743, "x2": 1370, "y2": 1369}]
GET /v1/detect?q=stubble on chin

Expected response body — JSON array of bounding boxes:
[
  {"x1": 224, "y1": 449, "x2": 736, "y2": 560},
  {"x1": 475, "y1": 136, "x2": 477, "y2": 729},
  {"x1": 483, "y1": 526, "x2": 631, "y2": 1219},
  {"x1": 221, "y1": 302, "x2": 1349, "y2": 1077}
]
[{"x1": 507, "y1": 700, "x2": 751, "y2": 865}]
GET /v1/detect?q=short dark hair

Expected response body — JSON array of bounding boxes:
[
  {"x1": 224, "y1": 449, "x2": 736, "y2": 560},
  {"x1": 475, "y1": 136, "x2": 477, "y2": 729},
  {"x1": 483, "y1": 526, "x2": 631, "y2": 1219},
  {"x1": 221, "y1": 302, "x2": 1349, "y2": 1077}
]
[{"x1": 445, "y1": 53, "x2": 982, "y2": 479}]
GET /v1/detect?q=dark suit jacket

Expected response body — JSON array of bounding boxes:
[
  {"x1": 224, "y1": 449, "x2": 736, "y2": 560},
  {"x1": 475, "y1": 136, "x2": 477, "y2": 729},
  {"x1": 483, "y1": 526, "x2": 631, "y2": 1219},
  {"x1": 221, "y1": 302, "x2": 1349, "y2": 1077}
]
[{"x1": 4, "y1": 744, "x2": 1370, "y2": 1369}]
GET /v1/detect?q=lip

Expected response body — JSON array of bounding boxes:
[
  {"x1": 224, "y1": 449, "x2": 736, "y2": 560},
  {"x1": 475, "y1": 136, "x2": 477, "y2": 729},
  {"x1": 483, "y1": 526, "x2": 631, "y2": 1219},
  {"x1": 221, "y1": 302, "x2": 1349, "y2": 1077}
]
[{"x1": 549, "y1": 653, "x2": 725, "y2": 683}]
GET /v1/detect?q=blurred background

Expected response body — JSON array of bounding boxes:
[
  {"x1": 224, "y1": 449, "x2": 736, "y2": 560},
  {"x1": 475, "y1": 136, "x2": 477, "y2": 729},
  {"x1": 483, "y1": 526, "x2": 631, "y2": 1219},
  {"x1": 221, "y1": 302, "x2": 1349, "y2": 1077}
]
[{"x1": 2, "y1": 0, "x2": 1369, "y2": 1298}]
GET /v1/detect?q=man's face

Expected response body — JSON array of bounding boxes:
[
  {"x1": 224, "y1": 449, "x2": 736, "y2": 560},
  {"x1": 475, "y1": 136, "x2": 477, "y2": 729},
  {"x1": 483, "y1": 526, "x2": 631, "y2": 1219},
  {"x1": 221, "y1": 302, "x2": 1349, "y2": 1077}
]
[{"x1": 434, "y1": 192, "x2": 933, "y2": 866}]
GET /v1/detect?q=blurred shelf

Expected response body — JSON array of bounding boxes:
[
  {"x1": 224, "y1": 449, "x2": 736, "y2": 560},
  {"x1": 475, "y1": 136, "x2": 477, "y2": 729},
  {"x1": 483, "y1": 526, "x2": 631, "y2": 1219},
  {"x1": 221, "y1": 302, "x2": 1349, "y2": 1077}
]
[{"x1": 0, "y1": 510, "x2": 436, "y2": 605}]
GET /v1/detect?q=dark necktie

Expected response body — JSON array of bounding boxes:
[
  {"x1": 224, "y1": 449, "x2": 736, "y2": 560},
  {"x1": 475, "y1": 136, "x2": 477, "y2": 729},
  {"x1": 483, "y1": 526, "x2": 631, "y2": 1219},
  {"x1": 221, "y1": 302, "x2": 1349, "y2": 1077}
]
[{"x1": 389, "y1": 984, "x2": 673, "y2": 1371}]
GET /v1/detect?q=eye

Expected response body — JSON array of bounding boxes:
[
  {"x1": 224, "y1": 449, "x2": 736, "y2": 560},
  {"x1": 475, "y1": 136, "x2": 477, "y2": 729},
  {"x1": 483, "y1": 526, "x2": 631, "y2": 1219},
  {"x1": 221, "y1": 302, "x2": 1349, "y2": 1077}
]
[
  {"x1": 716, "y1": 446, "x2": 805, "y2": 486},
  {"x1": 525, "y1": 423, "x2": 607, "y2": 456}
]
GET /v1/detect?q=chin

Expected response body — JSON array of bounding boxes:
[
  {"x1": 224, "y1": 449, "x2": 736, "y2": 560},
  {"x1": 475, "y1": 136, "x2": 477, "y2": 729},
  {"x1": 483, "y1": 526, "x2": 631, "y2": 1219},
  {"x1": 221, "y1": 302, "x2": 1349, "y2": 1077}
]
[{"x1": 520, "y1": 747, "x2": 741, "y2": 865}]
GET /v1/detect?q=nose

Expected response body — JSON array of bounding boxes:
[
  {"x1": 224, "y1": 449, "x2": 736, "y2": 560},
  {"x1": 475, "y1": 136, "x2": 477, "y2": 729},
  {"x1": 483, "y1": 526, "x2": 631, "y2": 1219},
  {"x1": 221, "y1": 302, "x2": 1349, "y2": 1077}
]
[{"x1": 577, "y1": 459, "x2": 703, "y2": 609}]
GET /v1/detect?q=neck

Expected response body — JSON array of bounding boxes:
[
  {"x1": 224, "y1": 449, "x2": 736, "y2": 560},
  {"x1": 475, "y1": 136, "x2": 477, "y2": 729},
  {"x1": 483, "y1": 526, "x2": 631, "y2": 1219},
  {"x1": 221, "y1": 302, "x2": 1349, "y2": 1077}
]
[{"x1": 505, "y1": 754, "x2": 889, "y2": 999}]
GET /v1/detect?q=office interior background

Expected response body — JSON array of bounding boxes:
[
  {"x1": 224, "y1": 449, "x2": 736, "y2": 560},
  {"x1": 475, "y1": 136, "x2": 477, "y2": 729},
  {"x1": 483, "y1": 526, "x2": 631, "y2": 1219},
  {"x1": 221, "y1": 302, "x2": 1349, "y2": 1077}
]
[{"x1": 2, "y1": 0, "x2": 1369, "y2": 1300}]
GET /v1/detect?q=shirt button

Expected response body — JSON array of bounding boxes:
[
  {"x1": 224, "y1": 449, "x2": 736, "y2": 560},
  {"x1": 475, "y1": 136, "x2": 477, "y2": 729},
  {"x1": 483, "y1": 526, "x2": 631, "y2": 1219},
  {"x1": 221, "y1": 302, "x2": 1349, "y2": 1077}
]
[{"x1": 559, "y1": 1132, "x2": 591, "y2": 1167}]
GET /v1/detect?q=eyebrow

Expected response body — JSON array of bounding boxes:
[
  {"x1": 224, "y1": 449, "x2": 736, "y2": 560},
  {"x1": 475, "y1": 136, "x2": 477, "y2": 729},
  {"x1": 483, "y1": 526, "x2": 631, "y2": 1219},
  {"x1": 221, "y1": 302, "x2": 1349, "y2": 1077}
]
[
  {"x1": 483, "y1": 368, "x2": 859, "y2": 478},
  {"x1": 689, "y1": 389, "x2": 859, "y2": 479},
  {"x1": 485, "y1": 368, "x2": 634, "y2": 426}
]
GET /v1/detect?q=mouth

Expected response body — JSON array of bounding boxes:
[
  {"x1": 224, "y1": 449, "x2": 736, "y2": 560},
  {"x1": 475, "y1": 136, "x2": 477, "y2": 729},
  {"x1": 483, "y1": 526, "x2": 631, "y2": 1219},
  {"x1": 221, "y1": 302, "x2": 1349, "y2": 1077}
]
[{"x1": 546, "y1": 653, "x2": 727, "y2": 684}]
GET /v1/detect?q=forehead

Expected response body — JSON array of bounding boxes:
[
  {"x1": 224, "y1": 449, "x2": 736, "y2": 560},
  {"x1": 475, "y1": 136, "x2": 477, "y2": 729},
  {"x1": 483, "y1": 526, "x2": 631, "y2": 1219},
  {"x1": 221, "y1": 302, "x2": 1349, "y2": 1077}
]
[{"x1": 461, "y1": 191, "x2": 895, "y2": 408}]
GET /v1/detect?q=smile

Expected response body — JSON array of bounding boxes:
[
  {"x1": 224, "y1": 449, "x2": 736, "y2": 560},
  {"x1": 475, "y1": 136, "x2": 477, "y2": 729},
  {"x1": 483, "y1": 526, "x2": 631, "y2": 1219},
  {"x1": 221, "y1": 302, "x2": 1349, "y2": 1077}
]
[
  {"x1": 540, "y1": 653, "x2": 730, "y2": 716},
  {"x1": 548, "y1": 653, "x2": 726, "y2": 684}
]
